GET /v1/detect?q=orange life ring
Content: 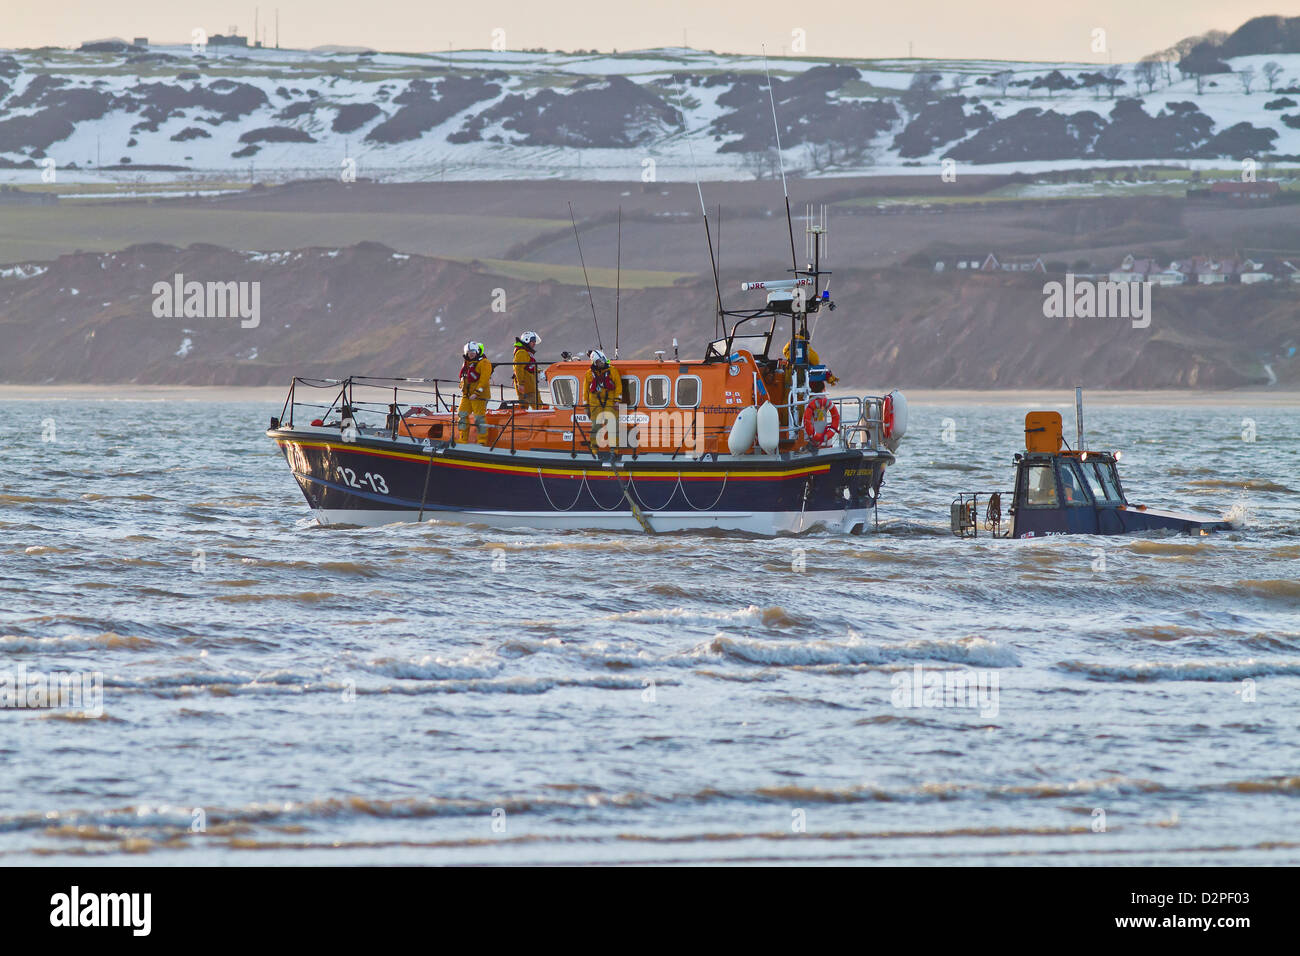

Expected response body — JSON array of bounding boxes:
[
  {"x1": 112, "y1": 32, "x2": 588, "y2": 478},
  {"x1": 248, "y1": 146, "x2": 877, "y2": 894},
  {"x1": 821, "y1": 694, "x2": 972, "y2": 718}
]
[
  {"x1": 802, "y1": 395, "x2": 840, "y2": 446},
  {"x1": 882, "y1": 393, "x2": 895, "y2": 441}
]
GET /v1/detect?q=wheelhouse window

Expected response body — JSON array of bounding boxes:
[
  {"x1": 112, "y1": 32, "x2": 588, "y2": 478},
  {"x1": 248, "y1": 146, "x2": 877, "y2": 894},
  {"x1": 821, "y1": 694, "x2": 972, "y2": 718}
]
[
  {"x1": 675, "y1": 375, "x2": 701, "y2": 408},
  {"x1": 1023, "y1": 463, "x2": 1059, "y2": 507},
  {"x1": 1081, "y1": 461, "x2": 1108, "y2": 502},
  {"x1": 1093, "y1": 461, "x2": 1123, "y2": 503},
  {"x1": 548, "y1": 375, "x2": 578, "y2": 408},
  {"x1": 621, "y1": 375, "x2": 639, "y2": 408},
  {"x1": 1058, "y1": 461, "x2": 1091, "y2": 506},
  {"x1": 644, "y1": 375, "x2": 670, "y2": 409}
]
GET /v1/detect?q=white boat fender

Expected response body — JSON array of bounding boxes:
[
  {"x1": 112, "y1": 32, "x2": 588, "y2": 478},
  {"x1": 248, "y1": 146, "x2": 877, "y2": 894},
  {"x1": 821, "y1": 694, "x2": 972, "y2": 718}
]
[
  {"x1": 883, "y1": 389, "x2": 908, "y2": 449},
  {"x1": 756, "y1": 401, "x2": 780, "y2": 455},
  {"x1": 727, "y1": 405, "x2": 758, "y2": 456}
]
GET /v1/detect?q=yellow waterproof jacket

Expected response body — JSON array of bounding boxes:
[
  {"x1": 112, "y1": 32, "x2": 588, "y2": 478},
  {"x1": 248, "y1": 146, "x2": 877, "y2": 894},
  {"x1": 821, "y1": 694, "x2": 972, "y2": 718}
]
[
  {"x1": 781, "y1": 341, "x2": 822, "y2": 365},
  {"x1": 460, "y1": 356, "x2": 492, "y2": 401},
  {"x1": 513, "y1": 344, "x2": 538, "y2": 398},
  {"x1": 583, "y1": 365, "x2": 622, "y2": 416}
]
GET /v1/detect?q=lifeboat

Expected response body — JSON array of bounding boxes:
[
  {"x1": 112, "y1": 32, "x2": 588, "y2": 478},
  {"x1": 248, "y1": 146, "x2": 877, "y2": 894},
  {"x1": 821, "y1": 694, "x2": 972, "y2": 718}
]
[
  {"x1": 951, "y1": 392, "x2": 1231, "y2": 539},
  {"x1": 267, "y1": 213, "x2": 907, "y2": 534}
]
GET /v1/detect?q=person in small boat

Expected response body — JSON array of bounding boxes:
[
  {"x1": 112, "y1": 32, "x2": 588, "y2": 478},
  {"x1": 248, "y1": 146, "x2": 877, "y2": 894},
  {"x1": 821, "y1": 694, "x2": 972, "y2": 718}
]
[
  {"x1": 458, "y1": 341, "x2": 492, "y2": 445},
  {"x1": 781, "y1": 329, "x2": 839, "y2": 392},
  {"x1": 583, "y1": 349, "x2": 622, "y2": 450},
  {"x1": 1059, "y1": 461, "x2": 1082, "y2": 504},
  {"x1": 513, "y1": 331, "x2": 542, "y2": 409}
]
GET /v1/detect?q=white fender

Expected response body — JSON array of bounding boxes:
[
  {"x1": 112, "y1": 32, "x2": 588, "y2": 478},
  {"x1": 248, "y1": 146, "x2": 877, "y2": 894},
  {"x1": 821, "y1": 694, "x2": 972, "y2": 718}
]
[
  {"x1": 727, "y1": 405, "x2": 758, "y2": 456},
  {"x1": 884, "y1": 389, "x2": 908, "y2": 451},
  {"x1": 756, "y1": 401, "x2": 780, "y2": 455}
]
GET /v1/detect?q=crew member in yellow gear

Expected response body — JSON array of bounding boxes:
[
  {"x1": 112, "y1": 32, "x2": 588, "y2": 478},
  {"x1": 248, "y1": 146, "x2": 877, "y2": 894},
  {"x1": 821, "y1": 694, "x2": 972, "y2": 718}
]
[
  {"x1": 583, "y1": 349, "x2": 622, "y2": 450},
  {"x1": 457, "y1": 341, "x2": 492, "y2": 444},
  {"x1": 781, "y1": 329, "x2": 839, "y2": 392},
  {"x1": 512, "y1": 330, "x2": 542, "y2": 409}
]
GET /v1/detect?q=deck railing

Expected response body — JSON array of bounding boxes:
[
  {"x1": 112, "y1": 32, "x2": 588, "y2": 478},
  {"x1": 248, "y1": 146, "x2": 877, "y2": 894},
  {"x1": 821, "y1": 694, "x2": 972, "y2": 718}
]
[{"x1": 273, "y1": 375, "x2": 890, "y2": 458}]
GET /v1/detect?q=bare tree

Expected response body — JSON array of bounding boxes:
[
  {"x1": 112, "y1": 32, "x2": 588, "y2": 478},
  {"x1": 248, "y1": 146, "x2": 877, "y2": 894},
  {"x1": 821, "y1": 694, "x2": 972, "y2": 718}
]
[
  {"x1": 1103, "y1": 65, "x2": 1125, "y2": 99},
  {"x1": 991, "y1": 70, "x2": 1013, "y2": 97},
  {"x1": 804, "y1": 141, "x2": 830, "y2": 173},
  {"x1": 1155, "y1": 51, "x2": 1174, "y2": 86},
  {"x1": 741, "y1": 148, "x2": 780, "y2": 181},
  {"x1": 1239, "y1": 66, "x2": 1256, "y2": 94},
  {"x1": 1135, "y1": 59, "x2": 1159, "y2": 94},
  {"x1": 1263, "y1": 61, "x2": 1283, "y2": 92}
]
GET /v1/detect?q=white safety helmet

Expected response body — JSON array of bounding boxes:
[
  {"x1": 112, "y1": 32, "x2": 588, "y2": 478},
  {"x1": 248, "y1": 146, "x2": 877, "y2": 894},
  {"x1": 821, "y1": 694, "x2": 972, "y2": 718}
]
[
  {"x1": 519, "y1": 331, "x2": 541, "y2": 348},
  {"x1": 463, "y1": 341, "x2": 482, "y2": 359},
  {"x1": 588, "y1": 348, "x2": 608, "y2": 367}
]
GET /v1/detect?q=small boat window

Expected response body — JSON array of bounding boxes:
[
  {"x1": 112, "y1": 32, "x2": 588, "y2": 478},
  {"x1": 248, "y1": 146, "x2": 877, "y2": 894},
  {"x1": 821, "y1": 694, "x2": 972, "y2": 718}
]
[
  {"x1": 1059, "y1": 461, "x2": 1091, "y2": 506},
  {"x1": 644, "y1": 374, "x2": 671, "y2": 409},
  {"x1": 1094, "y1": 461, "x2": 1123, "y2": 503},
  {"x1": 621, "y1": 375, "x2": 639, "y2": 408},
  {"x1": 549, "y1": 375, "x2": 579, "y2": 408},
  {"x1": 675, "y1": 375, "x2": 702, "y2": 408},
  {"x1": 1081, "y1": 461, "x2": 1108, "y2": 502},
  {"x1": 1024, "y1": 463, "x2": 1058, "y2": 507}
]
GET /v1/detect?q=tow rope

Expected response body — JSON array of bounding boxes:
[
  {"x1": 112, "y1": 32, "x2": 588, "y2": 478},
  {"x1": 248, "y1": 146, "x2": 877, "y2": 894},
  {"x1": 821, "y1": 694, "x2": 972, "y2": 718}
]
[{"x1": 613, "y1": 465, "x2": 655, "y2": 534}]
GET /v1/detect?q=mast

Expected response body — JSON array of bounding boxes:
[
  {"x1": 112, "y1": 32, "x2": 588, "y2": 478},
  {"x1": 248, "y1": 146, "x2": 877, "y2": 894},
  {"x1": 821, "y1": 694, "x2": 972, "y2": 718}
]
[
  {"x1": 676, "y1": 80, "x2": 724, "y2": 335},
  {"x1": 763, "y1": 52, "x2": 799, "y2": 276},
  {"x1": 615, "y1": 206, "x2": 621, "y2": 359},
  {"x1": 1075, "y1": 386, "x2": 1085, "y2": 451},
  {"x1": 568, "y1": 202, "x2": 602, "y2": 350}
]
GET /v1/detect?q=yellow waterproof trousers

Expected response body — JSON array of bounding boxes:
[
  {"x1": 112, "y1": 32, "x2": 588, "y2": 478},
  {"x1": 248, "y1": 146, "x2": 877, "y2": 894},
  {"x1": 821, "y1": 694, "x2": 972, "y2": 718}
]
[{"x1": 458, "y1": 398, "x2": 488, "y2": 444}]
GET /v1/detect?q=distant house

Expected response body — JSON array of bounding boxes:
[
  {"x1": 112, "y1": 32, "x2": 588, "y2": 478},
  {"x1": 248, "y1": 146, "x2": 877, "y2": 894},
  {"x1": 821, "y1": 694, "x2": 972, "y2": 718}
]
[
  {"x1": 208, "y1": 34, "x2": 249, "y2": 47},
  {"x1": 1238, "y1": 259, "x2": 1275, "y2": 284},
  {"x1": 1109, "y1": 254, "x2": 1184, "y2": 285},
  {"x1": 1172, "y1": 255, "x2": 1241, "y2": 284},
  {"x1": 1109, "y1": 254, "x2": 1155, "y2": 282},
  {"x1": 133, "y1": 37, "x2": 149, "y2": 48},
  {"x1": 980, "y1": 253, "x2": 1046, "y2": 273},
  {"x1": 934, "y1": 253, "x2": 1046, "y2": 274},
  {"x1": 938, "y1": 254, "x2": 988, "y2": 272}
]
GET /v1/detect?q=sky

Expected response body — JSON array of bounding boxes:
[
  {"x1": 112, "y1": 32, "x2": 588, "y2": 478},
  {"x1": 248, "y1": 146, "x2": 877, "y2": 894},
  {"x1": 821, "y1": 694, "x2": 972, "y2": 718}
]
[{"x1": 6, "y1": 1, "x2": 1300, "y2": 63}]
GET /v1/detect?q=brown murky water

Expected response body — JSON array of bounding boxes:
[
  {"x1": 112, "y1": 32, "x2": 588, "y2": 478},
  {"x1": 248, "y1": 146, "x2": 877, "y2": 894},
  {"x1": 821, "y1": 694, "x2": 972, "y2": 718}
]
[{"x1": 2, "y1": 398, "x2": 1298, "y2": 863}]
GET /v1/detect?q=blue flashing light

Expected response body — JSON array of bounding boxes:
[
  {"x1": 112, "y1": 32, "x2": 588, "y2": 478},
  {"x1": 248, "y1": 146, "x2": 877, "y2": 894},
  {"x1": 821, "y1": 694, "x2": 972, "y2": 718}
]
[{"x1": 821, "y1": 290, "x2": 830, "y2": 300}]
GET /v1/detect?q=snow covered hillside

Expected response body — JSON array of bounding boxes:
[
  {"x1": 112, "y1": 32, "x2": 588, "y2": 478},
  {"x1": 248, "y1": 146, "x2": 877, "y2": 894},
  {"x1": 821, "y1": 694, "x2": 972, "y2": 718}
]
[{"x1": 2, "y1": 41, "x2": 1300, "y2": 184}]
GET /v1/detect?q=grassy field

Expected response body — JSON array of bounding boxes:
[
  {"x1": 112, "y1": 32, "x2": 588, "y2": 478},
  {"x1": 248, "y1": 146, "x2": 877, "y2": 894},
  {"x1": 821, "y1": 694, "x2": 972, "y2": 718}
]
[
  {"x1": 834, "y1": 174, "x2": 1300, "y2": 208},
  {"x1": 0, "y1": 206, "x2": 567, "y2": 263},
  {"x1": 451, "y1": 256, "x2": 692, "y2": 288}
]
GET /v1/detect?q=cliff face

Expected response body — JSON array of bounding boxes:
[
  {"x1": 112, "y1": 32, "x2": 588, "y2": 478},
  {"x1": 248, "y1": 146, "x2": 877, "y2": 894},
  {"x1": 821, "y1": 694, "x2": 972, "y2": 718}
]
[{"x1": 1, "y1": 242, "x2": 1296, "y2": 389}]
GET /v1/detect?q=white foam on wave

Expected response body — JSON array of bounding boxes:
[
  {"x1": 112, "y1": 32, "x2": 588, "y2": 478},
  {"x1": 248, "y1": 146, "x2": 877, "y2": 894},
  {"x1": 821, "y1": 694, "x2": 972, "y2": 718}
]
[
  {"x1": 703, "y1": 634, "x2": 1021, "y2": 668},
  {"x1": 361, "y1": 653, "x2": 503, "y2": 681},
  {"x1": 0, "y1": 632, "x2": 156, "y2": 652},
  {"x1": 1057, "y1": 658, "x2": 1300, "y2": 682}
]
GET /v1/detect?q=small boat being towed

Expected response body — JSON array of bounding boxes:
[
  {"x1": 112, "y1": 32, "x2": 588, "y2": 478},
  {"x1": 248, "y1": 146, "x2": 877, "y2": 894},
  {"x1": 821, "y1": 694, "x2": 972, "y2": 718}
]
[
  {"x1": 951, "y1": 391, "x2": 1231, "y2": 539},
  {"x1": 267, "y1": 219, "x2": 908, "y2": 535}
]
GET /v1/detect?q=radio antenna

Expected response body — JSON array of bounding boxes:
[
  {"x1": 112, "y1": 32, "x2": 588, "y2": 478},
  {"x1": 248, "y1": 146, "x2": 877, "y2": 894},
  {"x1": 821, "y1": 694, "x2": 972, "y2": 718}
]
[
  {"x1": 615, "y1": 206, "x2": 622, "y2": 359},
  {"x1": 676, "y1": 79, "x2": 724, "y2": 336},
  {"x1": 763, "y1": 50, "x2": 799, "y2": 275},
  {"x1": 568, "y1": 201, "x2": 603, "y2": 350}
]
